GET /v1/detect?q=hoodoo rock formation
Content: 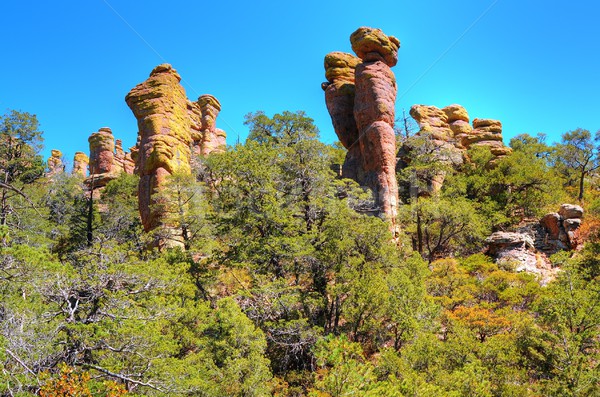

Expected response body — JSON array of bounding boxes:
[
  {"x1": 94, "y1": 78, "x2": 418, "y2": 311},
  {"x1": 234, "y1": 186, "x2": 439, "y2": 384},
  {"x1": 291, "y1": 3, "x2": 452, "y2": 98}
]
[
  {"x1": 126, "y1": 64, "x2": 192, "y2": 246},
  {"x1": 323, "y1": 52, "x2": 362, "y2": 181},
  {"x1": 126, "y1": 63, "x2": 226, "y2": 247},
  {"x1": 190, "y1": 94, "x2": 227, "y2": 157},
  {"x1": 323, "y1": 27, "x2": 400, "y2": 229},
  {"x1": 85, "y1": 127, "x2": 133, "y2": 191},
  {"x1": 72, "y1": 152, "x2": 89, "y2": 177},
  {"x1": 46, "y1": 150, "x2": 64, "y2": 178},
  {"x1": 409, "y1": 104, "x2": 512, "y2": 163}
]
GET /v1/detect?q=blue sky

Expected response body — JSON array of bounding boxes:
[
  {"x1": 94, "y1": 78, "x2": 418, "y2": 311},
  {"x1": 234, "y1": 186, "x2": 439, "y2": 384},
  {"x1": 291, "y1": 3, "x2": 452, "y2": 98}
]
[{"x1": 2, "y1": 0, "x2": 599, "y2": 164}]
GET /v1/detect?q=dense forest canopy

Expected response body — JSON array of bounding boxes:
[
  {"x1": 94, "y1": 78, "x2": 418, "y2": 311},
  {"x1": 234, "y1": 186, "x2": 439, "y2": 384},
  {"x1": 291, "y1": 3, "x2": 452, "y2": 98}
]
[{"x1": 1, "y1": 108, "x2": 600, "y2": 396}]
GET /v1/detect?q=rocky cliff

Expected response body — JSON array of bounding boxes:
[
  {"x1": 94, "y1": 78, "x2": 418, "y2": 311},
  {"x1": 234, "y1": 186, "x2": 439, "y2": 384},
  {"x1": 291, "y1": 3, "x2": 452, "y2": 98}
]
[{"x1": 323, "y1": 27, "x2": 400, "y2": 230}]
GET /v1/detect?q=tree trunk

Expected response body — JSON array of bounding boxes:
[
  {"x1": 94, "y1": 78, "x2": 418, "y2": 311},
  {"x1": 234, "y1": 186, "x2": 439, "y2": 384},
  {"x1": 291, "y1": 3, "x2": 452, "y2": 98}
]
[{"x1": 578, "y1": 170, "x2": 585, "y2": 202}]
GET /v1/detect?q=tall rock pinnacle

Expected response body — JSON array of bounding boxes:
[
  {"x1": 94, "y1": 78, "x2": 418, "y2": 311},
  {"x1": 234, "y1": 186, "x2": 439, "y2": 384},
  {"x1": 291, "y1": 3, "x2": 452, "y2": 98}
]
[
  {"x1": 126, "y1": 64, "x2": 226, "y2": 248},
  {"x1": 323, "y1": 27, "x2": 400, "y2": 231}
]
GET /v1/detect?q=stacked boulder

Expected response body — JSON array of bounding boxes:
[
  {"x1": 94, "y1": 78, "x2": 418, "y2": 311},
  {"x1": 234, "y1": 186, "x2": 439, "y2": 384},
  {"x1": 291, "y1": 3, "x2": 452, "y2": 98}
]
[
  {"x1": 323, "y1": 27, "x2": 400, "y2": 229},
  {"x1": 485, "y1": 204, "x2": 584, "y2": 284},
  {"x1": 126, "y1": 63, "x2": 226, "y2": 248},
  {"x1": 539, "y1": 204, "x2": 584, "y2": 251},
  {"x1": 46, "y1": 150, "x2": 64, "y2": 178},
  {"x1": 409, "y1": 104, "x2": 512, "y2": 164},
  {"x1": 189, "y1": 94, "x2": 227, "y2": 157}
]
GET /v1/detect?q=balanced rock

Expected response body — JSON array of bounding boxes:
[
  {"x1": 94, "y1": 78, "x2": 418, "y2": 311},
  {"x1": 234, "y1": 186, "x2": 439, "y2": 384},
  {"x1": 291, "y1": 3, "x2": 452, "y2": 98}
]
[
  {"x1": 85, "y1": 127, "x2": 132, "y2": 190},
  {"x1": 539, "y1": 204, "x2": 584, "y2": 251},
  {"x1": 195, "y1": 94, "x2": 226, "y2": 156},
  {"x1": 323, "y1": 27, "x2": 400, "y2": 230},
  {"x1": 126, "y1": 64, "x2": 225, "y2": 248},
  {"x1": 46, "y1": 149, "x2": 64, "y2": 178}
]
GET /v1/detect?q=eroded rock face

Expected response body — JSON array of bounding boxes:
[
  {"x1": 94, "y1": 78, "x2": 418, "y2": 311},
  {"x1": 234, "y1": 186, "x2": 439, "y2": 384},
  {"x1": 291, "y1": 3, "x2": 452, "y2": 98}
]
[
  {"x1": 323, "y1": 52, "x2": 362, "y2": 181},
  {"x1": 72, "y1": 152, "x2": 89, "y2": 177},
  {"x1": 46, "y1": 149, "x2": 64, "y2": 178},
  {"x1": 323, "y1": 27, "x2": 399, "y2": 229},
  {"x1": 485, "y1": 204, "x2": 585, "y2": 284},
  {"x1": 195, "y1": 94, "x2": 226, "y2": 156}
]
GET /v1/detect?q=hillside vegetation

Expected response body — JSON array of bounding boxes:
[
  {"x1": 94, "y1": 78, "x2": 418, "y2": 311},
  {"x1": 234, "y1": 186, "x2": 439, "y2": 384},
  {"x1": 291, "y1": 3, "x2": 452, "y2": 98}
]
[{"x1": 1, "y1": 109, "x2": 600, "y2": 396}]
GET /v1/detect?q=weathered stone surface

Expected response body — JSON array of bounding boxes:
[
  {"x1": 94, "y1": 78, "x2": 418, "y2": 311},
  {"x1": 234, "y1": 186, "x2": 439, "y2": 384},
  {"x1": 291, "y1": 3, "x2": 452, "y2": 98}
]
[
  {"x1": 539, "y1": 204, "x2": 584, "y2": 251},
  {"x1": 443, "y1": 104, "x2": 469, "y2": 123},
  {"x1": 197, "y1": 95, "x2": 226, "y2": 156},
  {"x1": 540, "y1": 212, "x2": 561, "y2": 240},
  {"x1": 126, "y1": 64, "x2": 225, "y2": 247},
  {"x1": 350, "y1": 27, "x2": 400, "y2": 67},
  {"x1": 352, "y1": 28, "x2": 399, "y2": 227},
  {"x1": 324, "y1": 28, "x2": 399, "y2": 228},
  {"x1": 46, "y1": 149, "x2": 64, "y2": 177},
  {"x1": 559, "y1": 203, "x2": 584, "y2": 219},
  {"x1": 408, "y1": 104, "x2": 511, "y2": 165},
  {"x1": 449, "y1": 120, "x2": 472, "y2": 136},
  {"x1": 88, "y1": 127, "x2": 116, "y2": 175},
  {"x1": 126, "y1": 64, "x2": 192, "y2": 245},
  {"x1": 84, "y1": 127, "x2": 134, "y2": 191},
  {"x1": 323, "y1": 52, "x2": 363, "y2": 183},
  {"x1": 324, "y1": 52, "x2": 360, "y2": 83},
  {"x1": 72, "y1": 152, "x2": 89, "y2": 177},
  {"x1": 485, "y1": 231, "x2": 556, "y2": 284}
]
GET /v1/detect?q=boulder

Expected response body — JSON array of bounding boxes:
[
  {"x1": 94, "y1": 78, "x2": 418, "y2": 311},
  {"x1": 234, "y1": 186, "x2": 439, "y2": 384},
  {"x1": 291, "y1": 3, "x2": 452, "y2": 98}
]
[
  {"x1": 540, "y1": 212, "x2": 561, "y2": 240},
  {"x1": 350, "y1": 27, "x2": 400, "y2": 67},
  {"x1": 558, "y1": 203, "x2": 584, "y2": 219}
]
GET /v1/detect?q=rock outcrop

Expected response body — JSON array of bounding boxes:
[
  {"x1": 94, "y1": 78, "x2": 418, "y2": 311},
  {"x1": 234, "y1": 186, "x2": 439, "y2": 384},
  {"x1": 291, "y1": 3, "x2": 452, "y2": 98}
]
[
  {"x1": 485, "y1": 204, "x2": 584, "y2": 284},
  {"x1": 72, "y1": 152, "x2": 89, "y2": 177},
  {"x1": 126, "y1": 64, "x2": 192, "y2": 247},
  {"x1": 323, "y1": 27, "x2": 400, "y2": 229},
  {"x1": 485, "y1": 231, "x2": 556, "y2": 284},
  {"x1": 126, "y1": 64, "x2": 226, "y2": 248},
  {"x1": 539, "y1": 204, "x2": 584, "y2": 251},
  {"x1": 46, "y1": 150, "x2": 64, "y2": 178},
  {"x1": 409, "y1": 104, "x2": 512, "y2": 164},
  {"x1": 399, "y1": 104, "x2": 512, "y2": 196}
]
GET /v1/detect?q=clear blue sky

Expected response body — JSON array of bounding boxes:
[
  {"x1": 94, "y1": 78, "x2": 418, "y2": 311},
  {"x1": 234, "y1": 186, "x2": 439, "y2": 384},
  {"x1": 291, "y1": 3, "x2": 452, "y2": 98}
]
[{"x1": 2, "y1": 0, "x2": 599, "y2": 164}]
